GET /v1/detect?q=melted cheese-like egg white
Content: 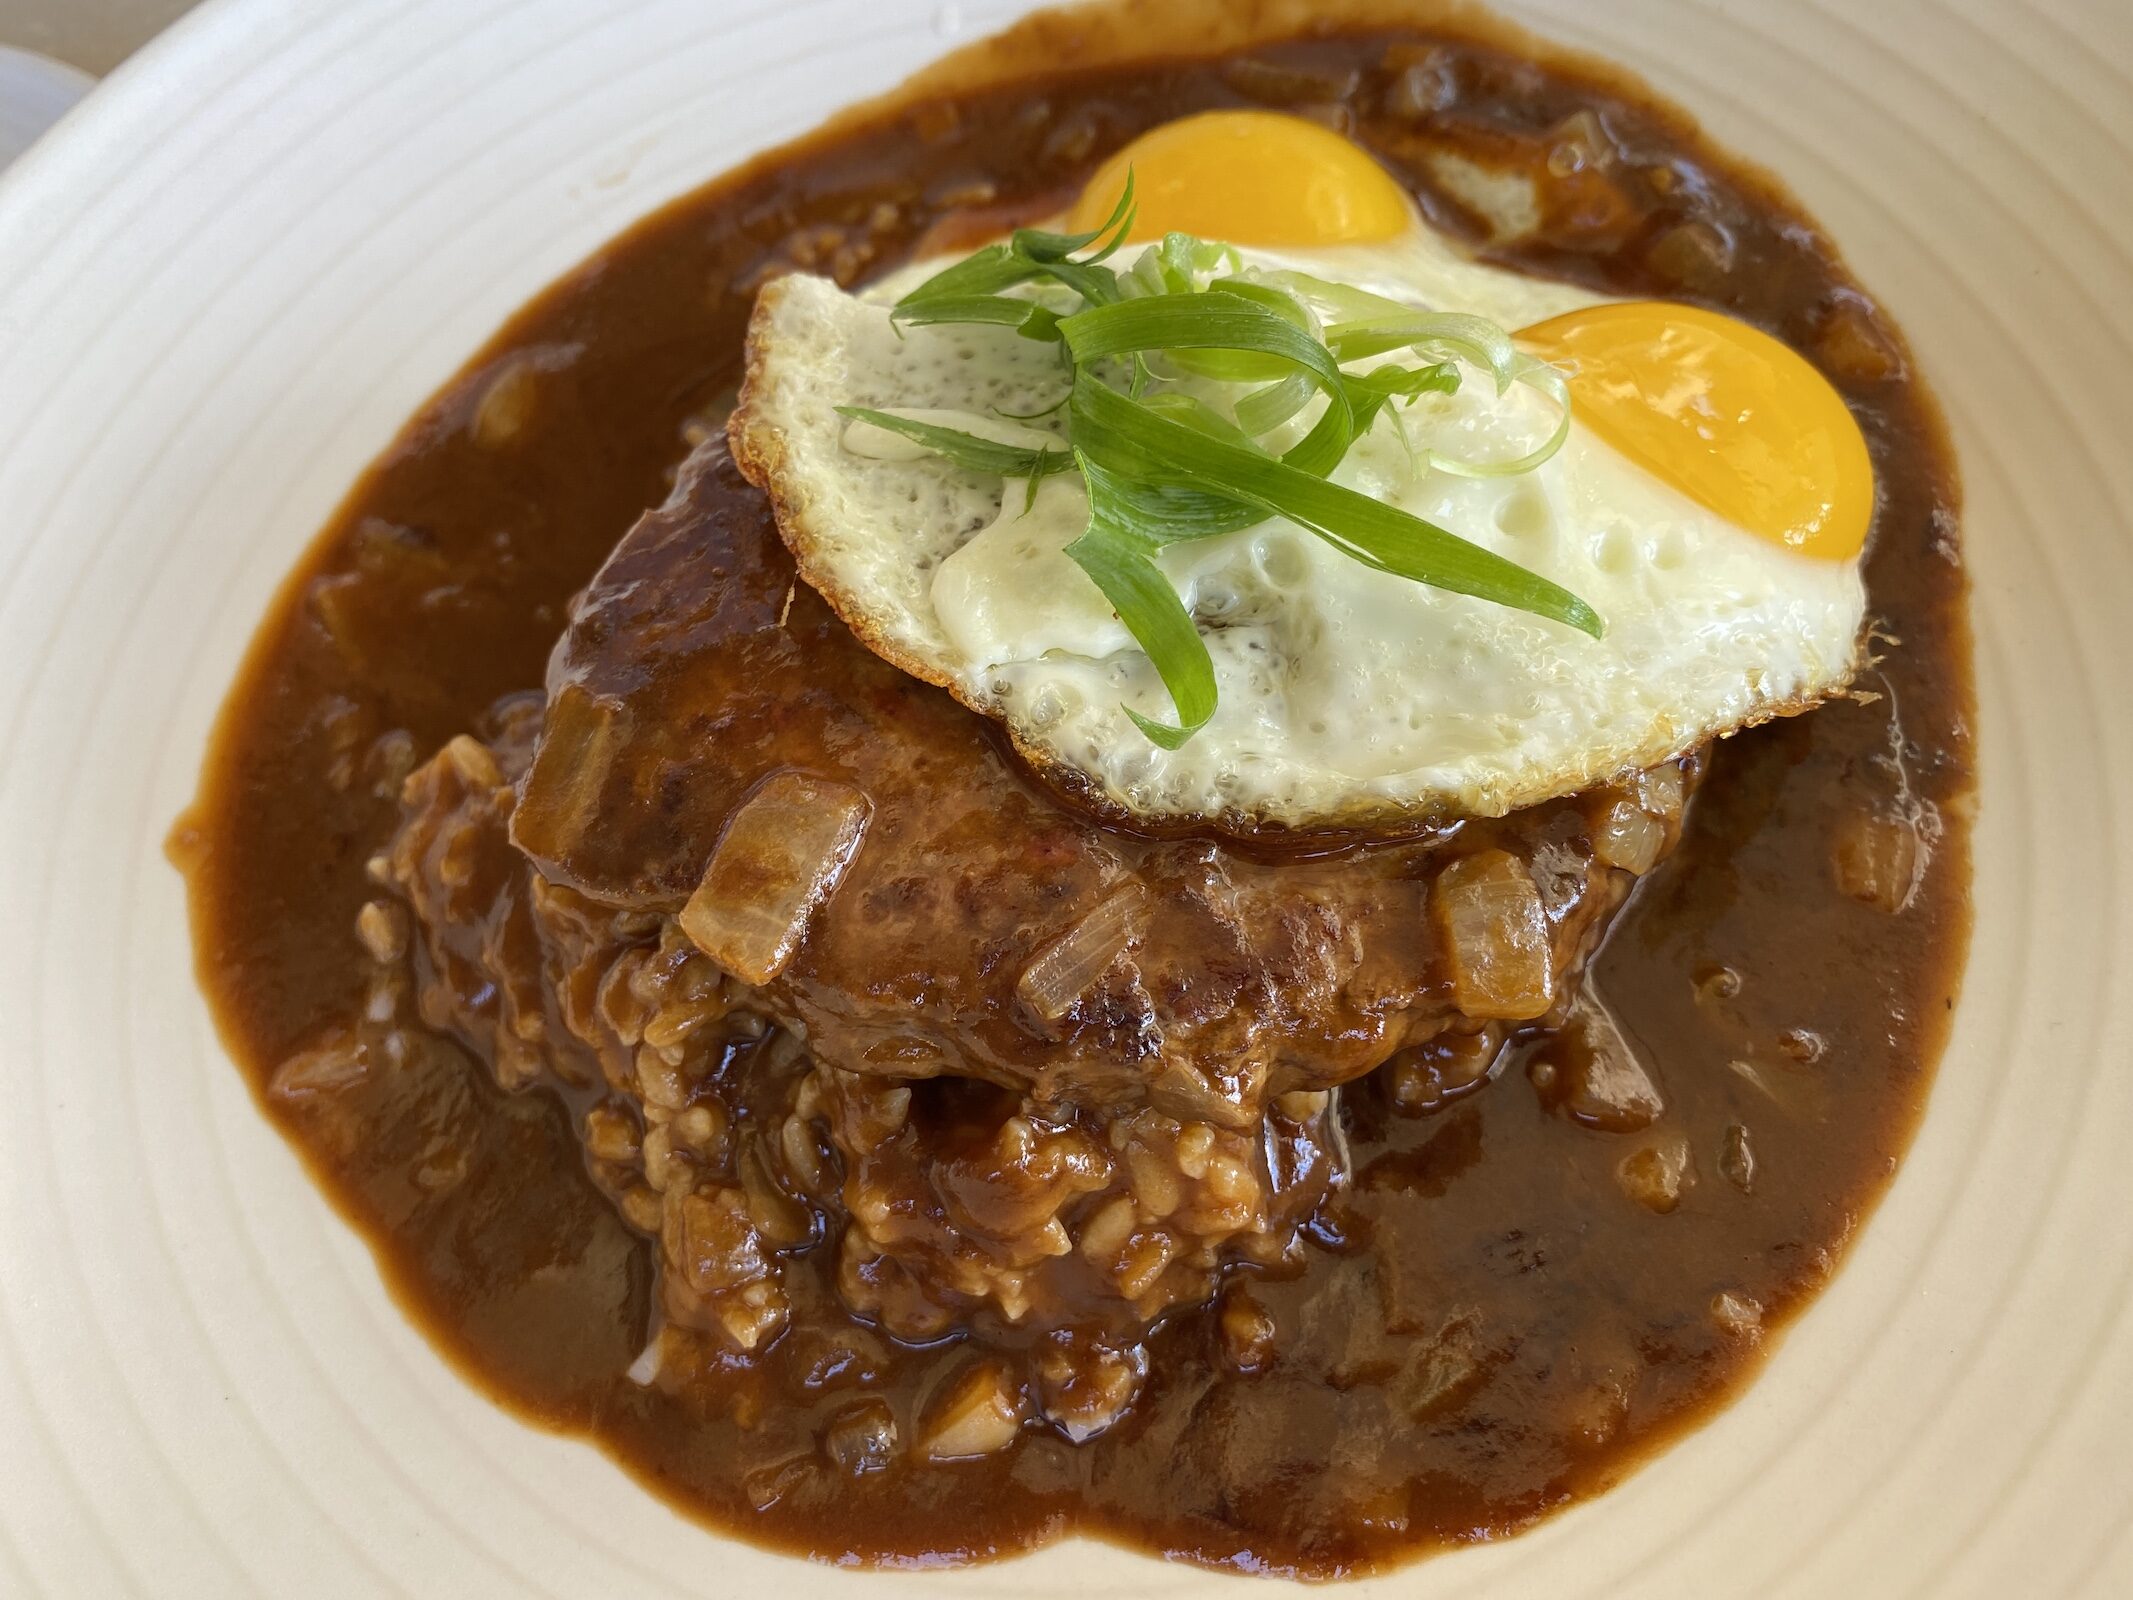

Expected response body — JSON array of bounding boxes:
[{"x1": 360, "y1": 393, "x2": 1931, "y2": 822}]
[{"x1": 729, "y1": 233, "x2": 1865, "y2": 828}]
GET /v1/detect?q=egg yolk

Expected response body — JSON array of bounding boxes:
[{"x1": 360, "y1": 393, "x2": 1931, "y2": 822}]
[
  {"x1": 1065, "y1": 110, "x2": 1412, "y2": 246},
  {"x1": 1065, "y1": 115, "x2": 1866, "y2": 559},
  {"x1": 1519, "y1": 303, "x2": 1873, "y2": 561}
]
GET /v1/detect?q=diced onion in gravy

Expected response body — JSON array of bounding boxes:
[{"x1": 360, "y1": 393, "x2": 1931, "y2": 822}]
[{"x1": 678, "y1": 770, "x2": 872, "y2": 985}]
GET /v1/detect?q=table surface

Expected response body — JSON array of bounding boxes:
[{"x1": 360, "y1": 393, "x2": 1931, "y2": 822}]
[{"x1": 0, "y1": 0, "x2": 194, "y2": 75}]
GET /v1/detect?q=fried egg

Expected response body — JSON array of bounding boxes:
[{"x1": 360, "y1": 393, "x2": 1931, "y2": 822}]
[{"x1": 729, "y1": 111, "x2": 1870, "y2": 828}]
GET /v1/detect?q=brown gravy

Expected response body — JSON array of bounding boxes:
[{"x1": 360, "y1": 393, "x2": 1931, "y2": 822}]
[{"x1": 173, "y1": 3, "x2": 1974, "y2": 1577}]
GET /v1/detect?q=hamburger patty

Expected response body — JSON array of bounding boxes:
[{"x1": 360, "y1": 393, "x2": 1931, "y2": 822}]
[{"x1": 509, "y1": 438, "x2": 1690, "y2": 1124}]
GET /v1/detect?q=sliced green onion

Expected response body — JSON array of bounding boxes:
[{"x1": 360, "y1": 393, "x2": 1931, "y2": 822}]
[
  {"x1": 1071, "y1": 372, "x2": 1600, "y2": 637},
  {"x1": 993, "y1": 392, "x2": 1071, "y2": 422},
  {"x1": 836, "y1": 200, "x2": 1601, "y2": 747},
  {"x1": 1038, "y1": 258, "x2": 1124, "y2": 308},
  {"x1": 1008, "y1": 174, "x2": 1139, "y2": 265},
  {"x1": 1124, "y1": 231, "x2": 1243, "y2": 298},
  {"x1": 891, "y1": 294, "x2": 1063, "y2": 342},
  {"x1": 1093, "y1": 475, "x2": 1263, "y2": 545},
  {"x1": 1063, "y1": 397, "x2": 1258, "y2": 542},
  {"x1": 1234, "y1": 370, "x2": 1318, "y2": 435},
  {"x1": 1348, "y1": 360, "x2": 1463, "y2": 419},
  {"x1": 897, "y1": 176, "x2": 1138, "y2": 316},
  {"x1": 1262, "y1": 270, "x2": 1414, "y2": 331},
  {"x1": 1247, "y1": 363, "x2": 1460, "y2": 476},
  {"x1": 1161, "y1": 280, "x2": 1317, "y2": 382},
  {"x1": 1136, "y1": 392, "x2": 1269, "y2": 452},
  {"x1": 894, "y1": 243, "x2": 1035, "y2": 307},
  {"x1": 1291, "y1": 288, "x2": 1571, "y2": 474},
  {"x1": 1208, "y1": 276, "x2": 1317, "y2": 325},
  {"x1": 1060, "y1": 294, "x2": 1334, "y2": 380},
  {"x1": 1426, "y1": 354, "x2": 1572, "y2": 478},
  {"x1": 1068, "y1": 451, "x2": 1217, "y2": 747},
  {"x1": 1059, "y1": 295, "x2": 1352, "y2": 435},
  {"x1": 834, "y1": 406, "x2": 1073, "y2": 481},
  {"x1": 1327, "y1": 311, "x2": 1521, "y2": 384}
]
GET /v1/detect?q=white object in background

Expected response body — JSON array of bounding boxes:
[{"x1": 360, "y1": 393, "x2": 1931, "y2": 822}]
[{"x1": 0, "y1": 44, "x2": 93, "y2": 172}]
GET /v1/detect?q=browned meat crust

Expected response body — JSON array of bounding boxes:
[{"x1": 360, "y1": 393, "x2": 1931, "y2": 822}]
[
  {"x1": 505, "y1": 439, "x2": 1689, "y2": 1126},
  {"x1": 385, "y1": 717, "x2": 1346, "y2": 1351}
]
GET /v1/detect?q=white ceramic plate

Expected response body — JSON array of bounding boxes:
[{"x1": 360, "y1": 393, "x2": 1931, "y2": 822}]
[{"x1": 1, "y1": 1, "x2": 2128, "y2": 1595}]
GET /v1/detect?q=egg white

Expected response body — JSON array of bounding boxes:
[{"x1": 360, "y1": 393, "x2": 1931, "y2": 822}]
[{"x1": 728, "y1": 227, "x2": 1865, "y2": 828}]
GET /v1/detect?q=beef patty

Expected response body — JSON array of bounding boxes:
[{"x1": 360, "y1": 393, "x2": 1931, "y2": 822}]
[{"x1": 507, "y1": 439, "x2": 1690, "y2": 1124}]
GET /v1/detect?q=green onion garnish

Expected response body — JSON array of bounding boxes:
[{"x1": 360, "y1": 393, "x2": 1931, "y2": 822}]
[
  {"x1": 1070, "y1": 452, "x2": 1220, "y2": 748},
  {"x1": 867, "y1": 181, "x2": 1593, "y2": 745},
  {"x1": 1070, "y1": 371, "x2": 1595, "y2": 624},
  {"x1": 833, "y1": 406, "x2": 1074, "y2": 482}
]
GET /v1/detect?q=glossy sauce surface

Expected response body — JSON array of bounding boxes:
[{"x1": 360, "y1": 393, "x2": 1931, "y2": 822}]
[{"x1": 175, "y1": 7, "x2": 1973, "y2": 1577}]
